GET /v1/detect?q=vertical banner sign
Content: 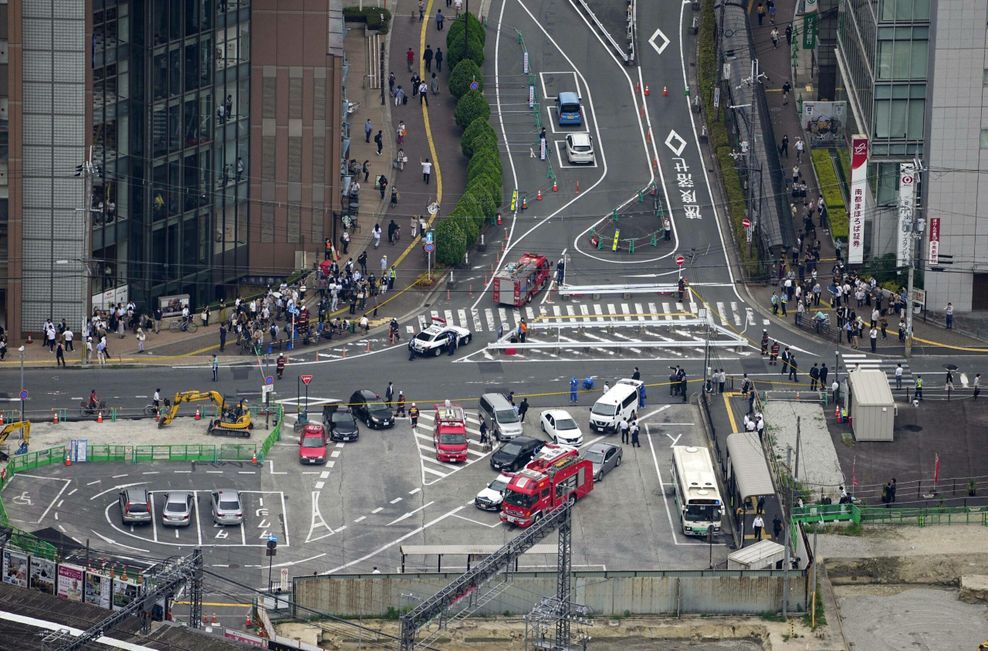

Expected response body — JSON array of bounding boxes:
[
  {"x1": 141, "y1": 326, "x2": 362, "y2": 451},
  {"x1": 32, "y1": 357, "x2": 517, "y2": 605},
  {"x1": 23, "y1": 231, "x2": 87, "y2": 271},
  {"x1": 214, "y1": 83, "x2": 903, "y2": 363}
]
[
  {"x1": 848, "y1": 134, "x2": 869, "y2": 264},
  {"x1": 897, "y1": 163, "x2": 916, "y2": 267},
  {"x1": 802, "y1": 13, "x2": 818, "y2": 49},
  {"x1": 928, "y1": 217, "x2": 941, "y2": 265}
]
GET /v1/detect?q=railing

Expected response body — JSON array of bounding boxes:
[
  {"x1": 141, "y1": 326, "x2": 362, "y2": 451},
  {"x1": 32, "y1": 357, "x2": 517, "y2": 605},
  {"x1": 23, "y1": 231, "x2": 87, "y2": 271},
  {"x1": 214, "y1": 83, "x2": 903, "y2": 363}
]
[{"x1": 792, "y1": 503, "x2": 988, "y2": 527}]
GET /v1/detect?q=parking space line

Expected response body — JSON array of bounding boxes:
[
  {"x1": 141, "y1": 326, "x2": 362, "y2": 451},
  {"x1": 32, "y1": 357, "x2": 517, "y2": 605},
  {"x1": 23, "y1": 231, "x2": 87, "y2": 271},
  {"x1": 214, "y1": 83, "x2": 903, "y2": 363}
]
[
  {"x1": 354, "y1": 516, "x2": 366, "y2": 523},
  {"x1": 67, "y1": 489, "x2": 76, "y2": 497},
  {"x1": 387, "y1": 501, "x2": 434, "y2": 526},
  {"x1": 174, "y1": 470, "x2": 192, "y2": 474},
  {"x1": 112, "y1": 474, "x2": 128, "y2": 479},
  {"x1": 38, "y1": 478, "x2": 71, "y2": 524},
  {"x1": 330, "y1": 450, "x2": 342, "y2": 458},
  {"x1": 142, "y1": 471, "x2": 159, "y2": 475},
  {"x1": 206, "y1": 470, "x2": 223, "y2": 474},
  {"x1": 451, "y1": 512, "x2": 501, "y2": 529},
  {"x1": 389, "y1": 497, "x2": 402, "y2": 504},
  {"x1": 86, "y1": 480, "x2": 101, "y2": 485},
  {"x1": 238, "y1": 471, "x2": 255, "y2": 475},
  {"x1": 371, "y1": 507, "x2": 383, "y2": 514},
  {"x1": 408, "y1": 488, "x2": 421, "y2": 495}
]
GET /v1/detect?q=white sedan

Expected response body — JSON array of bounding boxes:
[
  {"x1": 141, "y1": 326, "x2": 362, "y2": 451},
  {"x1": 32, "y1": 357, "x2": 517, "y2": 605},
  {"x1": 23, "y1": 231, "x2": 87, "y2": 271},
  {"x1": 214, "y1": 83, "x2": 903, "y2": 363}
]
[
  {"x1": 408, "y1": 320, "x2": 472, "y2": 356},
  {"x1": 474, "y1": 472, "x2": 514, "y2": 511},
  {"x1": 540, "y1": 409, "x2": 584, "y2": 446}
]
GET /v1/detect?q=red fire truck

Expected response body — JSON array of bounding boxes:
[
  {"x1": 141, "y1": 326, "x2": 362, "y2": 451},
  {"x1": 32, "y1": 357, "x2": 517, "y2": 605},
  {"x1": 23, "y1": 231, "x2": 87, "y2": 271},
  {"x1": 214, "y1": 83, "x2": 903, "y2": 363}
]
[
  {"x1": 433, "y1": 403, "x2": 469, "y2": 463},
  {"x1": 499, "y1": 444, "x2": 593, "y2": 527},
  {"x1": 492, "y1": 253, "x2": 551, "y2": 307}
]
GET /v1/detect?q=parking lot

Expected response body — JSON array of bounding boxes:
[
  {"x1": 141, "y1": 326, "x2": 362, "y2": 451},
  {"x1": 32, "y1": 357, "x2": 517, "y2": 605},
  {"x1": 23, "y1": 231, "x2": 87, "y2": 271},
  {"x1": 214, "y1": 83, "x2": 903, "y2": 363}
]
[{"x1": 2, "y1": 401, "x2": 732, "y2": 581}]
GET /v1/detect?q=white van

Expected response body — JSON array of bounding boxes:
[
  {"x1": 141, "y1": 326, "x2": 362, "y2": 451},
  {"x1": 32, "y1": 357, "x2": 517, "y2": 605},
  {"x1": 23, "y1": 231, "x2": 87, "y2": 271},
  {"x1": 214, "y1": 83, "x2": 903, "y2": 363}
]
[{"x1": 589, "y1": 379, "x2": 643, "y2": 433}]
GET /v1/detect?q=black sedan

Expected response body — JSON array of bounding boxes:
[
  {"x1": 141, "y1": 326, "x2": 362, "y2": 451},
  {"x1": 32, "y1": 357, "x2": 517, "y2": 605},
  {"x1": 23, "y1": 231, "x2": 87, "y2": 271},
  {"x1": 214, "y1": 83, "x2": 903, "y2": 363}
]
[
  {"x1": 349, "y1": 389, "x2": 395, "y2": 429},
  {"x1": 327, "y1": 408, "x2": 360, "y2": 442},
  {"x1": 490, "y1": 436, "x2": 543, "y2": 472}
]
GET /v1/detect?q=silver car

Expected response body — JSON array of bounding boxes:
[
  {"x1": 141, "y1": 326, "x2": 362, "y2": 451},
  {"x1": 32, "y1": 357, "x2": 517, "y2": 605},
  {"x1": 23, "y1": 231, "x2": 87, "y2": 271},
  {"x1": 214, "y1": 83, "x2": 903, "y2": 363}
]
[
  {"x1": 582, "y1": 442, "x2": 623, "y2": 482},
  {"x1": 210, "y1": 489, "x2": 244, "y2": 526},
  {"x1": 161, "y1": 491, "x2": 193, "y2": 527}
]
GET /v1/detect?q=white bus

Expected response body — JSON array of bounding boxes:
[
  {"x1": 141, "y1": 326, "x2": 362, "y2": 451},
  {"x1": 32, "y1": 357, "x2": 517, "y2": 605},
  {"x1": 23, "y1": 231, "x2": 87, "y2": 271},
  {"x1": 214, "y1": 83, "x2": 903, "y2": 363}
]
[{"x1": 670, "y1": 445, "x2": 724, "y2": 537}]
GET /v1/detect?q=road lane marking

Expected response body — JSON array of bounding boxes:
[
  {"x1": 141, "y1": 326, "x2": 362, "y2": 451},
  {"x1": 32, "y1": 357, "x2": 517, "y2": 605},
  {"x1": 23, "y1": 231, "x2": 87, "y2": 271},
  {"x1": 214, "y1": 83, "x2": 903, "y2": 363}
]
[{"x1": 386, "y1": 501, "x2": 434, "y2": 526}]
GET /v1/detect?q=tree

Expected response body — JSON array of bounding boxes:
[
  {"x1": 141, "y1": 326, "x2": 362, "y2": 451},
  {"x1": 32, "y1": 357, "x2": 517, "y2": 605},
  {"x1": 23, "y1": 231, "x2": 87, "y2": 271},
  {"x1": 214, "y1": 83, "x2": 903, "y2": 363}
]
[
  {"x1": 450, "y1": 60, "x2": 483, "y2": 99},
  {"x1": 464, "y1": 129, "x2": 497, "y2": 159},
  {"x1": 468, "y1": 154, "x2": 501, "y2": 184},
  {"x1": 447, "y1": 12, "x2": 485, "y2": 47},
  {"x1": 455, "y1": 90, "x2": 490, "y2": 131},
  {"x1": 434, "y1": 217, "x2": 467, "y2": 266},
  {"x1": 468, "y1": 179, "x2": 498, "y2": 220},
  {"x1": 447, "y1": 33, "x2": 485, "y2": 70}
]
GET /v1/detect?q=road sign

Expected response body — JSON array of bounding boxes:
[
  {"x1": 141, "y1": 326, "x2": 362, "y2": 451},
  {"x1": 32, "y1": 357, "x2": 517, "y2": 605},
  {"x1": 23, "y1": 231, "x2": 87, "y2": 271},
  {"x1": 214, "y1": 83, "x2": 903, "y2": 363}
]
[
  {"x1": 280, "y1": 568, "x2": 289, "y2": 591},
  {"x1": 300, "y1": 375, "x2": 314, "y2": 385},
  {"x1": 742, "y1": 217, "x2": 751, "y2": 229},
  {"x1": 470, "y1": 80, "x2": 479, "y2": 91},
  {"x1": 675, "y1": 255, "x2": 685, "y2": 267},
  {"x1": 19, "y1": 390, "x2": 27, "y2": 400},
  {"x1": 261, "y1": 384, "x2": 273, "y2": 399},
  {"x1": 423, "y1": 242, "x2": 435, "y2": 253},
  {"x1": 264, "y1": 375, "x2": 274, "y2": 386}
]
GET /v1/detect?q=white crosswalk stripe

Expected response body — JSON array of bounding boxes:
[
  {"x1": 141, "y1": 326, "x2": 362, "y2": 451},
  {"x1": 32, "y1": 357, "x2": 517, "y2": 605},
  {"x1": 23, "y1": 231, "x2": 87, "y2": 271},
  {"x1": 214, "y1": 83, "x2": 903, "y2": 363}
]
[{"x1": 841, "y1": 353, "x2": 915, "y2": 387}]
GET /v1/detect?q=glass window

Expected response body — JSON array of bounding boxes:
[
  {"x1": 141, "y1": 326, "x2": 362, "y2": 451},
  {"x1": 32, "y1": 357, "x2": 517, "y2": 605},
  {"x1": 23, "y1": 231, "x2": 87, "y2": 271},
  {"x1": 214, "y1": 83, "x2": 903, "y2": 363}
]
[
  {"x1": 169, "y1": 49, "x2": 181, "y2": 98},
  {"x1": 153, "y1": 53, "x2": 167, "y2": 101},
  {"x1": 168, "y1": 104, "x2": 181, "y2": 151},
  {"x1": 185, "y1": 0, "x2": 200, "y2": 37},
  {"x1": 185, "y1": 43, "x2": 200, "y2": 93},
  {"x1": 880, "y1": 0, "x2": 930, "y2": 22},
  {"x1": 152, "y1": 0, "x2": 169, "y2": 46},
  {"x1": 982, "y1": 70, "x2": 988, "y2": 86},
  {"x1": 877, "y1": 39, "x2": 927, "y2": 80},
  {"x1": 874, "y1": 97, "x2": 925, "y2": 139},
  {"x1": 980, "y1": 129, "x2": 988, "y2": 149},
  {"x1": 183, "y1": 218, "x2": 196, "y2": 269}
]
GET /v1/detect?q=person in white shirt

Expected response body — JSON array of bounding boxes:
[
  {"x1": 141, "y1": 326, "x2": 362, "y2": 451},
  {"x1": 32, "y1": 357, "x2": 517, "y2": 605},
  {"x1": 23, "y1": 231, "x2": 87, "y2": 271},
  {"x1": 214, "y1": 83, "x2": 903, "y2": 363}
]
[{"x1": 63, "y1": 328, "x2": 74, "y2": 351}]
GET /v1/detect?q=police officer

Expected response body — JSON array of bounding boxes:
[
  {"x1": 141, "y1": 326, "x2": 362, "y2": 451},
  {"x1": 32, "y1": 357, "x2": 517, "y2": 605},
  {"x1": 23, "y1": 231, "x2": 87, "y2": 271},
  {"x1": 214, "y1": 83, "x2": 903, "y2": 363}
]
[
  {"x1": 276, "y1": 353, "x2": 286, "y2": 380},
  {"x1": 409, "y1": 403, "x2": 420, "y2": 428}
]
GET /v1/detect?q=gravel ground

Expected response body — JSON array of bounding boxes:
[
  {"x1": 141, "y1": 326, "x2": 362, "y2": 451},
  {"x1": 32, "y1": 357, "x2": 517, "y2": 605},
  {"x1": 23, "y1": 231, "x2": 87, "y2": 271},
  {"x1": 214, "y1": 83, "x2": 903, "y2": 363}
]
[
  {"x1": 816, "y1": 525, "x2": 988, "y2": 560},
  {"x1": 8, "y1": 416, "x2": 270, "y2": 453}
]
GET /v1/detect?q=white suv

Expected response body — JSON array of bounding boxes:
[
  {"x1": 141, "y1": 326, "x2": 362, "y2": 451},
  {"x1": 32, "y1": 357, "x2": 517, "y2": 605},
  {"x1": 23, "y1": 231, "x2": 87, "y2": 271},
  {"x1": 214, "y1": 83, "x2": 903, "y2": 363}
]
[{"x1": 565, "y1": 133, "x2": 595, "y2": 164}]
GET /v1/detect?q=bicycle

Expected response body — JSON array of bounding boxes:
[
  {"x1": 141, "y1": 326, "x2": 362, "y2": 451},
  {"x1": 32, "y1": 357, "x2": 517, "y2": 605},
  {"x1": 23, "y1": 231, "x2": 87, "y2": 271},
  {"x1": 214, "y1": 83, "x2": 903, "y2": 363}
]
[{"x1": 168, "y1": 319, "x2": 198, "y2": 333}]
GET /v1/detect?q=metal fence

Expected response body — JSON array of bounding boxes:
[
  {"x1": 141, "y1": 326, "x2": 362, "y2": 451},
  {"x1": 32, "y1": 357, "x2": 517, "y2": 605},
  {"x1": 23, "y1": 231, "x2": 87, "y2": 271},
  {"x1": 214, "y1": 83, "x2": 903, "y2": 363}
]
[{"x1": 793, "y1": 503, "x2": 988, "y2": 527}]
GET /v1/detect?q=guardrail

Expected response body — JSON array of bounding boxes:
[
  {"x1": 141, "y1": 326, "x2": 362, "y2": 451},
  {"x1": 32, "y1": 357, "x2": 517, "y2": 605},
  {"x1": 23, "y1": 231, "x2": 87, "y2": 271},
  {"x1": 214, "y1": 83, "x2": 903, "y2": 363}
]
[
  {"x1": 557, "y1": 283, "x2": 681, "y2": 297},
  {"x1": 792, "y1": 503, "x2": 988, "y2": 527}
]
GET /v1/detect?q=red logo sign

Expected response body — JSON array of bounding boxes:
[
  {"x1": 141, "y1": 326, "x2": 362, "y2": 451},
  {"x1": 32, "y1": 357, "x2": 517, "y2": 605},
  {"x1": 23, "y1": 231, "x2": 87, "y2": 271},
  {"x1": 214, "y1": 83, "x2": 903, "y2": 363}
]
[
  {"x1": 675, "y1": 255, "x2": 685, "y2": 267},
  {"x1": 742, "y1": 217, "x2": 751, "y2": 229},
  {"x1": 851, "y1": 135, "x2": 868, "y2": 169},
  {"x1": 300, "y1": 375, "x2": 314, "y2": 385}
]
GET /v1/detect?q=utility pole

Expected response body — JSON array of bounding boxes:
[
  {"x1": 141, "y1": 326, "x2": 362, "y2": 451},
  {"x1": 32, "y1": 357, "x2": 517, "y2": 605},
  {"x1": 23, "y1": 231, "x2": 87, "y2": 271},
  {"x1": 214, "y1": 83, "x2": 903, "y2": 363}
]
[
  {"x1": 74, "y1": 147, "x2": 97, "y2": 365},
  {"x1": 903, "y1": 159, "x2": 924, "y2": 358}
]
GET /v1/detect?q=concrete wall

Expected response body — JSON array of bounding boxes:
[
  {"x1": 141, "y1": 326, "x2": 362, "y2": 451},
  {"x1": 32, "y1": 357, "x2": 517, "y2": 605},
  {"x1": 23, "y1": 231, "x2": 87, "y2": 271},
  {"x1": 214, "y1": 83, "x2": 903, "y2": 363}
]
[{"x1": 292, "y1": 570, "x2": 806, "y2": 618}]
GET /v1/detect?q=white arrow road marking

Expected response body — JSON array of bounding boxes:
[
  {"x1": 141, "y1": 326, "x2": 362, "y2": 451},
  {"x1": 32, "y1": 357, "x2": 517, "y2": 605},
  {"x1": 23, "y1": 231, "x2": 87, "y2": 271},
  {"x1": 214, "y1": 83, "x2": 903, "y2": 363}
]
[
  {"x1": 386, "y1": 501, "x2": 435, "y2": 526},
  {"x1": 648, "y1": 27, "x2": 670, "y2": 55},
  {"x1": 306, "y1": 490, "x2": 335, "y2": 543},
  {"x1": 665, "y1": 130, "x2": 687, "y2": 156}
]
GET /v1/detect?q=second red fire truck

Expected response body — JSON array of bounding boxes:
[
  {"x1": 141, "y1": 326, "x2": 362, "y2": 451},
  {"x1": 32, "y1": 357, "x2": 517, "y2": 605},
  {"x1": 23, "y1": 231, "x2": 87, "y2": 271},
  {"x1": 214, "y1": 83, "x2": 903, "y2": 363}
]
[
  {"x1": 499, "y1": 444, "x2": 593, "y2": 527},
  {"x1": 492, "y1": 253, "x2": 551, "y2": 307}
]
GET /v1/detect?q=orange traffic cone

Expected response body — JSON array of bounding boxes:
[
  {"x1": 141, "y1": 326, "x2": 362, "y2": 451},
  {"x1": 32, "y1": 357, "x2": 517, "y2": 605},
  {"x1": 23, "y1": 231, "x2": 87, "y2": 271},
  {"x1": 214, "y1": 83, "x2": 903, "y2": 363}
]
[
  {"x1": 96, "y1": 411, "x2": 103, "y2": 424},
  {"x1": 536, "y1": 189, "x2": 542, "y2": 201},
  {"x1": 0, "y1": 412, "x2": 6, "y2": 425},
  {"x1": 251, "y1": 451, "x2": 258, "y2": 465},
  {"x1": 644, "y1": 84, "x2": 650, "y2": 96},
  {"x1": 496, "y1": 212, "x2": 502, "y2": 225},
  {"x1": 64, "y1": 452, "x2": 72, "y2": 466},
  {"x1": 662, "y1": 85, "x2": 669, "y2": 97},
  {"x1": 52, "y1": 411, "x2": 59, "y2": 425},
  {"x1": 521, "y1": 196, "x2": 528, "y2": 210},
  {"x1": 552, "y1": 179, "x2": 558, "y2": 192},
  {"x1": 194, "y1": 407, "x2": 201, "y2": 421},
  {"x1": 576, "y1": 180, "x2": 581, "y2": 194},
  {"x1": 212, "y1": 613, "x2": 219, "y2": 625}
]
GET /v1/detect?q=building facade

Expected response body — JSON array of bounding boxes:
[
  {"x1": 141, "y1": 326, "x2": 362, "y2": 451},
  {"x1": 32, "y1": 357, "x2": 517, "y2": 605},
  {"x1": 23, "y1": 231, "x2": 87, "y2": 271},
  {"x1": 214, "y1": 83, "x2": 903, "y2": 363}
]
[{"x1": 835, "y1": 0, "x2": 988, "y2": 311}]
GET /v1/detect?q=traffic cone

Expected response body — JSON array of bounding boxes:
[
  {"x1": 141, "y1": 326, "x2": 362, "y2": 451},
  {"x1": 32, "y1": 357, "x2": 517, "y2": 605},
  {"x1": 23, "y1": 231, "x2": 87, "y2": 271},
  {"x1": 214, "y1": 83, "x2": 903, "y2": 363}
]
[
  {"x1": 536, "y1": 189, "x2": 542, "y2": 201},
  {"x1": 521, "y1": 196, "x2": 527, "y2": 210},
  {"x1": 366, "y1": 340, "x2": 372, "y2": 352},
  {"x1": 644, "y1": 84, "x2": 650, "y2": 96},
  {"x1": 496, "y1": 212, "x2": 502, "y2": 225},
  {"x1": 251, "y1": 451, "x2": 258, "y2": 465},
  {"x1": 52, "y1": 411, "x2": 59, "y2": 425},
  {"x1": 96, "y1": 411, "x2": 103, "y2": 424},
  {"x1": 552, "y1": 179, "x2": 558, "y2": 192},
  {"x1": 64, "y1": 452, "x2": 72, "y2": 466},
  {"x1": 662, "y1": 85, "x2": 669, "y2": 97},
  {"x1": 246, "y1": 612, "x2": 253, "y2": 628},
  {"x1": 575, "y1": 180, "x2": 581, "y2": 194},
  {"x1": 646, "y1": 130, "x2": 651, "y2": 143},
  {"x1": 213, "y1": 613, "x2": 219, "y2": 625},
  {"x1": 26, "y1": 334, "x2": 32, "y2": 344},
  {"x1": 194, "y1": 407, "x2": 201, "y2": 420},
  {"x1": 1, "y1": 412, "x2": 6, "y2": 425}
]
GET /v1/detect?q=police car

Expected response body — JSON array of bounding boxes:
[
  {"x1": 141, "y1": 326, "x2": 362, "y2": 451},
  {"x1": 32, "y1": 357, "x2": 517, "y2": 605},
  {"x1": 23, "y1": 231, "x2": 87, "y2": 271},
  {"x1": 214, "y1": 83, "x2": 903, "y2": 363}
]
[{"x1": 408, "y1": 317, "x2": 472, "y2": 356}]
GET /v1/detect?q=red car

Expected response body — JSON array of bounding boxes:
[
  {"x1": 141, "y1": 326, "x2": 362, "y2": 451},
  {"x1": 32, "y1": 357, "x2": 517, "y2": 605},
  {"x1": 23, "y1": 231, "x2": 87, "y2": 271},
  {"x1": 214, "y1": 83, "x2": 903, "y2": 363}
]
[{"x1": 298, "y1": 423, "x2": 328, "y2": 465}]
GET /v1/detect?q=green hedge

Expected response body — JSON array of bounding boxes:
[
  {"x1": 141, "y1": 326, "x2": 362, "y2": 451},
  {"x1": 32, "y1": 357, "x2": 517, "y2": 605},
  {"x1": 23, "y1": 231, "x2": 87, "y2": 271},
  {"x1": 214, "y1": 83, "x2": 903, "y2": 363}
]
[
  {"x1": 450, "y1": 60, "x2": 483, "y2": 99},
  {"x1": 455, "y1": 90, "x2": 490, "y2": 130},
  {"x1": 435, "y1": 218, "x2": 467, "y2": 266},
  {"x1": 811, "y1": 148, "x2": 849, "y2": 241},
  {"x1": 448, "y1": 12, "x2": 485, "y2": 47},
  {"x1": 342, "y1": 6, "x2": 393, "y2": 34}
]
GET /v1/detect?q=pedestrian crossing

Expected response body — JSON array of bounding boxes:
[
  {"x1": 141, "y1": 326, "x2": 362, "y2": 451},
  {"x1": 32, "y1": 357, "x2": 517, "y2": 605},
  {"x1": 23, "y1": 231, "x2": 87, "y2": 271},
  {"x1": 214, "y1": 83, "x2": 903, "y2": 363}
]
[
  {"x1": 841, "y1": 353, "x2": 915, "y2": 388},
  {"x1": 405, "y1": 300, "x2": 762, "y2": 338},
  {"x1": 412, "y1": 409, "x2": 492, "y2": 486}
]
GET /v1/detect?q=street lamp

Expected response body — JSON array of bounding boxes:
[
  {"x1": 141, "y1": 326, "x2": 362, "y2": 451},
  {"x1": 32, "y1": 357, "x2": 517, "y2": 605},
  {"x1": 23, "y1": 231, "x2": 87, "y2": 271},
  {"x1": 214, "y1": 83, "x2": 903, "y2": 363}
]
[{"x1": 18, "y1": 346, "x2": 25, "y2": 422}]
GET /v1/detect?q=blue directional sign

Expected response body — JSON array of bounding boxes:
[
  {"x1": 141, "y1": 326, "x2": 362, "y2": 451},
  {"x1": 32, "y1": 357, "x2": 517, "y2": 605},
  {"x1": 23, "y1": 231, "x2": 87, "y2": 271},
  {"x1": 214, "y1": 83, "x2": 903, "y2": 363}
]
[
  {"x1": 19, "y1": 390, "x2": 28, "y2": 400},
  {"x1": 264, "y1": 375, "x2": 274, "y2": 386},
  {"x1": 423, "y1": 242, "x2": 435, "y2": 254}
]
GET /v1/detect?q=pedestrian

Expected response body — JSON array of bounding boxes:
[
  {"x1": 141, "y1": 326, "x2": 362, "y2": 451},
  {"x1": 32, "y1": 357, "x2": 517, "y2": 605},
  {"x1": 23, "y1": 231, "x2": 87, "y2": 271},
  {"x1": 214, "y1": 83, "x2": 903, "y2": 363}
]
[
  {"x1": 780, "y1": 347, "x2": 791, "y2": 375},
  {"x1": 447, "y1": 330, "x2": 457, "y2": 355},
  {"x1": 421, "y1": 157, "x2": 432, "y2": 184},
  {"x1": 870, "y1": 326, "x2": 878, "y2": 352},
  {"x1": 882, "y1": 480, "x2": 892, "y2": 507},
  {"x1": 418, "y1": 81, "x2": 429, "y2": 104},
  {"x1": 211, "y1": 354, "x2": 219, "y2": 382},
  {"x1": 55, "y1": 341, "x2": 66, "y2": 367},
  {"x1": 779, "y1": 134, "x2": 789, "y2": 159},
  {"x1": 663, "y1": 217, "x2": 672, "y2": 240},
  {"x1": 945, "y1": 368, "x2": 955, "y2": 392},
  {"x1": 602, "y1": 381, "x2": 611, "y2": 395},
  {"x1": 435, "y1": 9, "x2": 444, "y2": 30},
  {"x1": 518, "y1": 397, "x2": 529, "y2": 421},
  {"x1": 423, "y1": 45, "x2": 433, "y2": 72},
  {"x1": 719, "y1": 369, "x2": 727, "y2": 393},
  {"x1": 773, "y1": 515, "x2": 783, "y2": 540},
  {"x1": 795, "y1": 136, "x2": 805, "y2": 163},
  {"x1": 364, "y1": 118, "x2": 373, "y2": 143},
  {"x1": 769, "y1": 340, "x2": 780, "y2": 365},
  {"x1": 752, "y1": 514, "x2": 764, "y2": 541},
  {"x1": 385, "y1": 381, "x2": 395, "y2": 407},
  {"x1": 915, "y1": 374, "x2": 923, "y2": 400},
  {"x1": 619, "y1": 418, "x2": 629, "y2": 444},
  {"x1": 894, "y1": 362, "x2": 904, "y2": 390},
  {"x1": 396, "y1": 120, "x2": 406, "y2": 145},
  {"x1": 770, "y1": 26, "x2": 779, "y2": 48},
  {"x1": 219, "y1": 324, "x2": 227, "y2": 352},
  {"x1": 945, "y1": 302, "x2": 954, "y2": 329},
  {"x1": 785, "y1": 23, "x2": 793, "y2": 46},
  {"x1": 430, "y1": 73, "x2": 440, "y2": 95},
  {"x1": 890, "y1": 478, "x2": 896, "y2": 504},
  {"x1": 374, "y1": 130, "x2": 384, "y2": 156},
  {"x1": 788, "y1": 355, "x2": 799, "y2": 382},
  {"x1": 388, "y1": 71, "x2": 396, "y2": 96},
  {"x1": 434, "y1": 47, "x2": 443, "y2": 72},
  {"x1": 782, "y1": 80, "x2": 791, "y2": 105},
  {"x1": 409, "y1": 403, "x2": 419, "y2": 428},
  {"x1": 819, "y1": 363, "x2": 829, "y2": 388},
  {"x1": 406, "y1": 47, "x2": 415, "y2": 72},
  {"x1": 378, "y1": 174, "x2": 388, "y2": 200},
  {"x1": 638, "y1": 383, "x2": 647, "y2": 408},
  {"x1": 136, "y1": 327, "x2": 146, "y2": 353},
  {"x1": 396, "y1": 392, "x2": 406, "y2": 417},
  {"x1": 756, "y1": 1, "x2": 765, "y2": 25},
  {"x1": 631, "y1": 421, "x2": 641, "y2": 448},
  {"x1": 768, "y1": 0, "x2": 776, "y2": 24},
  {"x1": 570, "y1": 377, "x2": 579, "y2": 403},
  {"x1": 975, "y1": 373, "x2": 982, "y2": 399},
  {"x1": 757, "y1": 496, "x2": 766, "y2": 514},
  {"x1": 394, "y1": 85, "x2": 406, "y2": 106},
  {"x1": 809, "y1": 363, "x2": 819, "y2": 390},
  {"x1": 479, "y1": 419, "x2": 489, "y2": 446},
  {"x1": 363, "y1": 160, "x2": 370, "y2": 183},
  {"x1": 390, "y1": 186, "x2": 399, "y2": 209},
  {"x1": 341, "y1": 229, "x2": 351, "y2": 254}
]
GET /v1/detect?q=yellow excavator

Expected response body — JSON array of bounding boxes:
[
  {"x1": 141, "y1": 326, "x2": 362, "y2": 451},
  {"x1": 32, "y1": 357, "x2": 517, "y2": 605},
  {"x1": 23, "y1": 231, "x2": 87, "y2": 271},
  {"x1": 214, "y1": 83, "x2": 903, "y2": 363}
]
[
  {"x1": 0, "y1": 421, "x2": 30, "y2": 459},
  {"x1": 157, "y1": 390, "x2": 252, "y2": 438}
]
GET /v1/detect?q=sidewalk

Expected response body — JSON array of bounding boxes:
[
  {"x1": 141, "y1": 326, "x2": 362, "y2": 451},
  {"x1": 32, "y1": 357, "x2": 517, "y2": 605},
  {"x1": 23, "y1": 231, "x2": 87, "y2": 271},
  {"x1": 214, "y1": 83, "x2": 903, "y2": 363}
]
[{"x1": 2, "y1": 5, "x2": 473, "y2": 370}]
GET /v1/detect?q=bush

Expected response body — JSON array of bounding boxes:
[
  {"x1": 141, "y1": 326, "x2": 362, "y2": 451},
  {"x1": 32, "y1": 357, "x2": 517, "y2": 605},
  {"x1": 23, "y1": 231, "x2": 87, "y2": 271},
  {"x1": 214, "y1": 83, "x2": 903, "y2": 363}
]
[
  {"x1": 467, "y1": 180, "x2": 498, "y2": 219},
  {"x1": 447, "y1": 33, "x2": 485, "y2": 70},
  {"x1": 811, "y1": 148, "x2": 849, "y2": 241},
  {"x1": 469, "y1": 173, "x2": 502, "y2": 210},
  {"x1": 468, "y1": 152, "x2": 501, "y2": 181},
  {"x1": 447, "y1": 12, "x2": 485, "y2": 47},
  {"x1": 434, "y1": 218, "x2": 467, "y2": 266},
  {"x1": 450, "y1": 60, "x2": 483, "y2": 99},
  {"x1": 462, "y1": 116, "x2": 496, "y2": 152},
  {"x1": 465, "y1": 129, "x2": 498, "y2": 159},
  {"x1": 342, "y1": 6, "x2": 393, "y2": 34},
  {"x1": 455, "y1": 90, "x2": 490, "y2": 131}
]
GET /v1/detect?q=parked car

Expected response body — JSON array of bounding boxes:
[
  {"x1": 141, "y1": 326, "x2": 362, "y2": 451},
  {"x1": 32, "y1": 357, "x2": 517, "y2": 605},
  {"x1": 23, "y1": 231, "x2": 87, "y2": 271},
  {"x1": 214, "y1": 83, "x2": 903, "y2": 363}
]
[
  {"x1": 564, "y1": 132, "x2": 595, "y2": 164},
  {"x1": 210, "y1": 489, "x2": 244, "y2": 526},
  {"x1": 349, "y1": 389, "x2": 395, "y2": 429},
  {"x1": 490, "y1": 436, "x2": 544, "y2": 472},
  {"x1": 408, "y1": 321, "x2": 472, "y2": 357},
  {"x1": 475, "y1": 472, "x2": 514, "y2": 511},
  {"x1": 326, "y1": 407, "x2": 360, "y2": 442},
  {"x1": 161, "y1": 491, "x2": 193, "y2": 527},
  {"x1": 540, "y1": 409, "x2": 584, "y2": 446},
  {"x1": 298, "y1": 423, "x2": 329, "y2": 464},
  {"x1": 118, "y1": 488, "x2": 152, "y2": 525},
  {"x1": 582, "y1": 442, "x2": 623, "y2": 481}
]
